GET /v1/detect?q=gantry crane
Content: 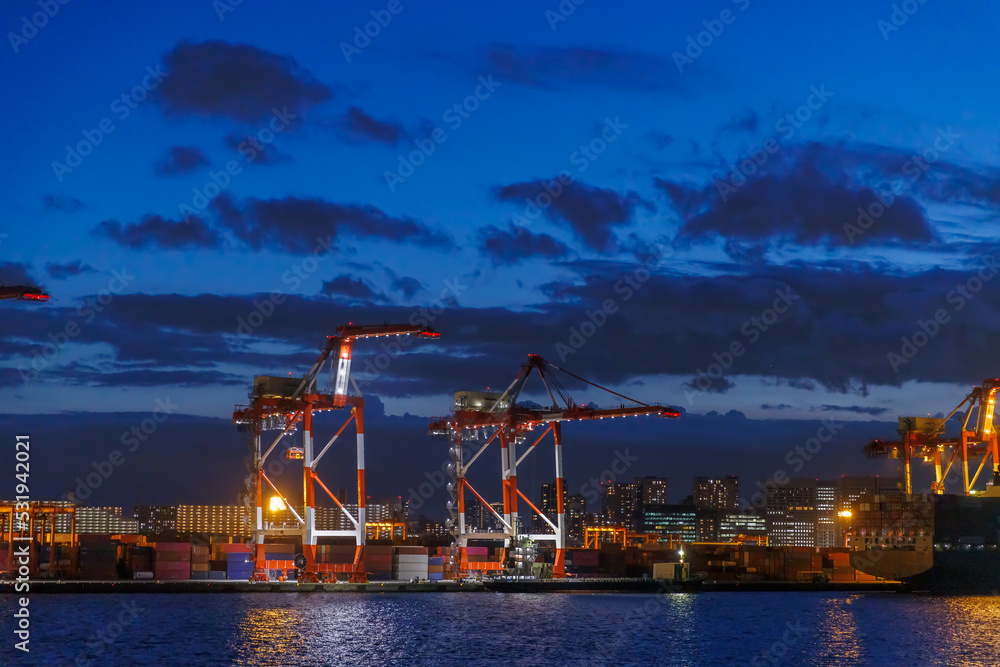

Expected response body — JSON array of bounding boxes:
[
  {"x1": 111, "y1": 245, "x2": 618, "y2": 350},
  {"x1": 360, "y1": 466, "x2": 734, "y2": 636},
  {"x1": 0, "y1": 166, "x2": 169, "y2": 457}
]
[
  {"x1": 234, "y1": 323, "x2": 440, "y2": 582},
  {"x1": 865, "y1": 378, "x2": 1000, "y2": 495},
  {"x1": 0, "y1": 285, "x2": 49, "y2": 301},
  {"x1": 428, "y1": 354, "x2": 680, "y2": 578}
]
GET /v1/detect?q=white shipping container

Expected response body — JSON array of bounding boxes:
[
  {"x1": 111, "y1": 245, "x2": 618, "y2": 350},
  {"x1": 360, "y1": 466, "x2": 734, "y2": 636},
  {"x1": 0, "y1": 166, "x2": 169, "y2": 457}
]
[{"x1": 393, "y1": 555, "x2": 429, "y2": 564}]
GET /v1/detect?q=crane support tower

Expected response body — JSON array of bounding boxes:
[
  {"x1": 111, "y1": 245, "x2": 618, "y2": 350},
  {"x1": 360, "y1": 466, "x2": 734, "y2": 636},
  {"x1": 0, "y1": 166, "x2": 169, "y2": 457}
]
[
  {"x1": 234, "y1": 323, "x2": 440, "y2": 582},
  {"x1": 865, "y1": 378, "x2": 1000, "y2": 495},
  {"x1": 428, "y1": 354, "x2": 680, "y2": 578}
]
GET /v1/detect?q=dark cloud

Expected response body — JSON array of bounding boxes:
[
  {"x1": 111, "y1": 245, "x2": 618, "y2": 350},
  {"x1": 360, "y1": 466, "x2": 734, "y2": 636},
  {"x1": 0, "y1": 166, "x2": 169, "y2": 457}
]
[
  {"x1": 478, "y1": 43, "x2": 683, "y2": 93},
  {"x1": 647, "y1": 132, "x2": 673, "y2": 150},
  {"x1": 223, "y1": 132, "x2": 294, "y2": 166},
  {"x1": 718, "y1": 109, "x2": 760, "y2": 135},
  {"x1": 321, "y1": 275, "x2": 387, "y2": 303},
  {"x1": 478, "y1": 224, "x2": 571, "y2": 265},
  {"x1": 93, "y1": 215, "x2": 221, "y2": 250},
  {"x1": 495, "y1": 180, "x2": 653, "y2": 252},
  {"x1": 154, "y1": 40, "x2": 331, "y2": 124},
  {"x1": 210, "y1": 192, "x2": 451, "y2": 255},
  {"x1": 657, "y1": 143, "x2": 937, "y2": 249},
  {"x1": 0, "y1": 261, "x2": 35, "y2": 285},
  {"x1": 45, "y1": 260, "x2": 96, "y2": 280},
  {"x1": 684, "y1": 376, "x2": 736, "y2": 394},
  {"x1": 42, "y1": 194, "x2": 84, "y2": 212},
  {"x1": 761, "y1": 403, "x2": 793, "y2": 410},
  {"x1": 10, "y1": 257, "x2": 1000, "y2": 402},
  {"x1": 380, "y1": 266, "x2": 424, "y2": 298},
  {"x1": 817, "y1": 404, "x2": 889, "y2": 415},
  {"x1": 337, "y1": 106, "x2": 406, "y2": 146},
  {"x1": 155, "y1": 146, "x2": 210, "y2": 175}
]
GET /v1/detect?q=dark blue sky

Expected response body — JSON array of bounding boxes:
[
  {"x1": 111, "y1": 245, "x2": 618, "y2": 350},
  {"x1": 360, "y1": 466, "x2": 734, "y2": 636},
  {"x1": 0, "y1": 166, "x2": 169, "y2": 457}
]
[{"x1": 3, "y1": 1, "x2": 1000, "y2": 506}]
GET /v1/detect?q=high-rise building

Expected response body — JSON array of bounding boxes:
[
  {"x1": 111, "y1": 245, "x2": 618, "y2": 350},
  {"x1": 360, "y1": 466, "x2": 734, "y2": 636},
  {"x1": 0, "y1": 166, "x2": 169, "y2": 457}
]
[
  {"x1": 131, "y1": 505, "x2": 178, "y2": 535},
  {"x1": 635, "y1": 476, "x2": 669, "y2": 505},
  {"x1": 566, "y1": 493, "x2": 586, "y2": 541},
  {"x1": 764, "y1": 479, "x2": 817, "y2": 547},
  {"x1": 638, "y1": 503, "x2": 697, "y2": 543},
  {"x1": 602, "y1": 482, "x2": 638, "y2": 530},
  {"x1": 692, "y1": 476, "x2": 740, "y2": 541},
  {"x1": 693, "y1": 476, "x2": 739, "y2": 511},
  {"x1": 176, "y1": 505, "x2": 250, "y2": 536},
  {"x1": 67, "y1": 507, "x2": 139, "y2": 534},
  {"x1": 534, "y1": 481, "x2": 566, "y2": 533},
  {"x1": 718, "y1": 512, "x2": 767, "y2": 542}
]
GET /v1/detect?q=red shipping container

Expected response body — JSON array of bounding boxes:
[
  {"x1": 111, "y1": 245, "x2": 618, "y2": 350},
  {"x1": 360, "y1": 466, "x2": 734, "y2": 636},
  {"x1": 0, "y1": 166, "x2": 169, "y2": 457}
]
[{"x1": 152, "y1": 543, "x2": 191, "y2": 553}]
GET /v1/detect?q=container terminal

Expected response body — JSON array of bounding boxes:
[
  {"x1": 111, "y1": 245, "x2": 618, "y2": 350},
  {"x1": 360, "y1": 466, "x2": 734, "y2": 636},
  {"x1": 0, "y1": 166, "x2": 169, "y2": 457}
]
[{"x1": 3, "y1": 323, "x2": 999, "y2": 594}]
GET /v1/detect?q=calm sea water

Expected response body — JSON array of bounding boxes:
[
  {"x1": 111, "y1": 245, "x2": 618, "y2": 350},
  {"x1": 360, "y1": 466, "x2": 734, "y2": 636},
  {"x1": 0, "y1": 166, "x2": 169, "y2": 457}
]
[{"x1": 2, "y1": 592, "x2": 998, "y2": 666}]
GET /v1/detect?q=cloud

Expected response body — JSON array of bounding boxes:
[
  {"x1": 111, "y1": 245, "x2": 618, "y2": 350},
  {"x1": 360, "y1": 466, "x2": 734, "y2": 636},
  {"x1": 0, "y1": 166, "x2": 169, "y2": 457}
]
[
  {"x1": 336, "y1": 106, "x2": 406, "y2": 146},
  {"x1": 478, "y1": 224, "x2": 571, "y2": 265},
  {"x1": 223, "y1": 132, "x2": 293, "y2": 165},
  {"x1": 718, "y1": 109, "x2": 760, "y2": 136},
  {"x1": 683, "y1": 376, "x2": 736, "y2": 394},
  {"x1": 153, "y1": 40, "x2": 332, "y2": 124},
  {"x1": 761, "y1": 403, "x2": 793, "y2": 410},
  {"x1": 657, "y1": 143, "x2": 937, "y2": 249},
  {"x1": 210, "y1": 193, "x2": 451, "y2": 255},
  {"x1": 93, "y1": 215, "x2": 221, "y2": 250},
  {"x1": 0, "y1": 261, "x2": 35, "y2": 285},
  {"x1": 45, "y1": 260, "x2": 97, "y2": 280},
  {"x1": 495, "y1": 180, "x2": 653, "y2": 252},
  {"x1": 321, "y1": 275, "x2": 388, "y2": 303},
  {"x1": 42, "y1": 194, "x2": 84, "y2": 212},
  {"x1": 817, "y1": 404, "x2": 889, "y2": 415},
  {"x1": 477, "y1": 43, "x2": 684, "y2": 93},
  {"x1": 155, "y1": 146, "x2": 210, "y2": 175},
  {"x1": 647, "y1": 132, "x2": 673, "y2": 150},
  {"x1": 379, "y1": 266, "x2": 424, "y2": 298}
]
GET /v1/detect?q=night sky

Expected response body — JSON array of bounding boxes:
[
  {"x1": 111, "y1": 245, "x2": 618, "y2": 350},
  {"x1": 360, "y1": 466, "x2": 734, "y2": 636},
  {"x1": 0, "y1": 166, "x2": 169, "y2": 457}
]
[{"x1": 3, "y1": 1, "x2": 1000, "y2": 511}]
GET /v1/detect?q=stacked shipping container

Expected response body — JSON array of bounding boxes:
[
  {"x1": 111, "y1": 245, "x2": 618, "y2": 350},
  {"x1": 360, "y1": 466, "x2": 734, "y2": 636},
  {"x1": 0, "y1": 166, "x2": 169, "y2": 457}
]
[{"x1": 152, "y1": 542, "x2": 190, "y2": 580}]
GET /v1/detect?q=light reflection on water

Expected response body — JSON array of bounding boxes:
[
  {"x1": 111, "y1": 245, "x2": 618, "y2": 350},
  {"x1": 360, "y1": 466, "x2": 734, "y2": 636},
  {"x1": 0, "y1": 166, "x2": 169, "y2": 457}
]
[{"x1": 2, "y1": 592, "x2": 998, "y2": 666}]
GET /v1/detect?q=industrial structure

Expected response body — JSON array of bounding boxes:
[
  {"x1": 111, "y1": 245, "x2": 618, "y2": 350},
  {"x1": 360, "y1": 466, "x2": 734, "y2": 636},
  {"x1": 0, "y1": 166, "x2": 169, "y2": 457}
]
[
  {"x1": 428, "y1": 354, "x2": 680, "y2": 578},
  {"x1": 0, "y1": 284, "x2": 49, "y2": 302},
  {"x1": 865, "y1": 378, "x2": 1000, "y2": 495},
  {"x1": 232, "y1": 323, "x2": 439, "y2": 582}
]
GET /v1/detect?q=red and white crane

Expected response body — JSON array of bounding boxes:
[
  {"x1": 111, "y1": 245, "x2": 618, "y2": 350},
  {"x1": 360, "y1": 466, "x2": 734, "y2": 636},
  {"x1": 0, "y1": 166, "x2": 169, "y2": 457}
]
[
  {"x1": 428, "y1": 354, "x2": 680, "y2": 578},
  {"x1": 234, "y1": 323, "x2": 440, "y2": 582}
]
